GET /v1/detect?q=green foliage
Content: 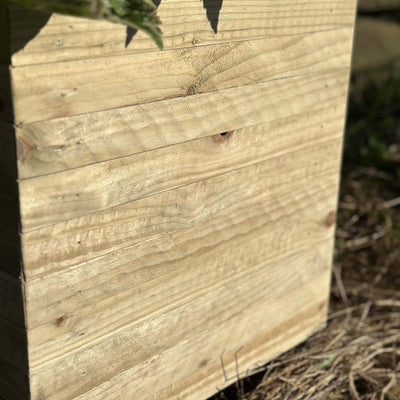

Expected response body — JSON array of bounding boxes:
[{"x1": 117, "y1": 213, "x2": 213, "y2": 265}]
[
  {"x1": 345, "y1": 63, "x2": 400, "y2": 170},
  {"x1": 9, "y1": 0, "x2": 163, "y2": 48}
]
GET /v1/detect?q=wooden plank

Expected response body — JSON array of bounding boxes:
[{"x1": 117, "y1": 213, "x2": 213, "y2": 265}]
[
  {"x1": 10, "y1": 28, "x2": 354, "y2": 124},
  {"x1": 75, "y1": 296, "x2": 328, "y2": 400},
  {"x1": 22, "y1": 130, "x2": 341, "y2": 285},
  {"x1": 26, "y1": 208, "x2": 335, "y2": 372},
  {"x1": 8, "y1": 0, "x2": 357, "y2": 66},
  {"x1": 16, "y1": 68, "x2": 349, "y2": 179},
  {"x1": 28, "y1": 241, "x2": 332, "y2": 400},
  {"x1": 18, "y1": 68, "x2": 349, "y2": 231},
  {"x1": 23, "y1": 138, "x2": 341, "y2": 365}
]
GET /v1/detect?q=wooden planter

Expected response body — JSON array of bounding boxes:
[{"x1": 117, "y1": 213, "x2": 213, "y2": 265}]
[{"x1": 0, "y1": 1, "x2": 357, "y2": 399}]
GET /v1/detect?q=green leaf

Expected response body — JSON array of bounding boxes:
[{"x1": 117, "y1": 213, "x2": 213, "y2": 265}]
[
  {"x1": 310, "y1": 355, "x2": 335, "y2": 372},
  {"x1": 9, "y1": 0, "x2": 163, "y2": 49}
]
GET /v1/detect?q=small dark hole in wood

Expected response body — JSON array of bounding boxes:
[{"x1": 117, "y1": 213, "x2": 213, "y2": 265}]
[{"x1": 220, "y1": 132, "x2": 228, "y2": 136}]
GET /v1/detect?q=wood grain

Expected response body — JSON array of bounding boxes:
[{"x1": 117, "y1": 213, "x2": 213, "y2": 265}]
[
  {"x1": 23, "y1": 134, "x2": 340, "y2": 397},
  {"x1": 16, "y1": 68, "x2": 349, "y2": 179},
  {"x1": 18, "y1": 68, "x2": 349, "y2": 232},
  {"x1": 11, "y1": 28, "x2": 354, "y2": 124},
  {"x1": 21, "y1": 119, "x2": 343, "y2": 280},
  {"x1": 28, "y1": 242, "x2": 332, "y2": 400},
  {"x1": 8, "y1": 0, "x2": 357, "y2": 66},
  {"x1": 2, "y1": 1, "x2": 357, "y2": 398}
]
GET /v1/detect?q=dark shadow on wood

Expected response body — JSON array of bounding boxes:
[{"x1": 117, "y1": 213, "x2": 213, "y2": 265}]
[
  {"x1": 125, "y1": 26, "x2": 138, "y2": 47},
  {"x1": 0, "y1": 5, "x2": 30, "y2": 399},
  {"x1": 8, "y1": 4, "x2": 50, "y2": 55},
  {"x1": 202, "y1": 0, "x2": 223, "y2": 33}
]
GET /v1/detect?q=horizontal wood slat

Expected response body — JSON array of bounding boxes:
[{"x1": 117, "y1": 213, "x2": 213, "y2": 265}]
[
  {"x1": 28, "y1": 241, "x2": 332, "y2": 400},
  {"x1": 2, "y1": 1, "x2": 357, "y2": 397},
  {"x1": 8, "y1": 0, "x2": 357, "y2": 66},
  {"x1": 18, "y1": 68, "x2": 348, "y2": 232},
  {"x1": 16, "y1": 68, "x2": 349, "y2": 179},
  {"x1": 11, "y1": 28, "x2": 354, "y2": 124},
  {"x1": 23, "y1": 132, "x2": 341, "y2": 287},
  {"x1": 23, "y1": 138, "x2": 340, "y2": 397},
  {"x1": 147, "y1": 299, "x2": 328, "y2": 400}
]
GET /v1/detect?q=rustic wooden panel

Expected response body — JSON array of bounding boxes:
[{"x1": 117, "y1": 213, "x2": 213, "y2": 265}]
[
  {"x1": 28, "y1": 239, "x2": 333, "y2": 400},
  {"x1": 19, "y1": 122, "x2": 340, "y2": 233},
  {"x1": 18, "y1": 68, "x2": 349, "y2": 232},
  {"x1": 16, "y1": 68, "x2": 349, "y2": 178},
  {"x1": 8, "y1": 0, "x2": 357, "y2": 66},
  {"x1": 22, "y1": 132, "x2": 341, "y2": 398},
  {"x1": 2, "y1": 2, "x2": 357, "y2": 398},
  {"x1": 21, "y1": 117, "x2": 343, "y2": 280},
  {"x1": 11, "y1": 28, "x2": 354, "y2": 124},
  {"x1": 22, "y1": 131, "x2": 341, "y2": 282},
  {"x1": 73, "y1": 295, "x2": 328, "y2": 400}
]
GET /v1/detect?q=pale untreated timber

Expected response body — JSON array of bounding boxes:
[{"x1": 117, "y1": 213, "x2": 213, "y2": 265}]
[
  {"x1": 22, "y1": 136, "x2": 340, "y2": 399},
  {"x1": 11, "y1": 28, "x2": 354, "y2": 124},
  {"x1": 18, "y1": 68, "x2": 349, "y2": 232},
  {"x1": 23, "y1": 133, "x2": 341, "y2": 301},
  {"x1": 148, "y1": 299, "x2": 327, "y2": 400},
  {"x1": 28, "y1": 242, "x2": 332, "y2": 400},
  {"x1": 21, "y1": 114, "x2": 343, "y2": 279},
  {"x1": 1, "y1": 1, "x2": 357, "y2": 398},
  {"x1": 16, "y1": 68, "x2": 348, "y2": 178},
  {"x1": 8, "y1": 0, "x2": 357, "y2": 66}
]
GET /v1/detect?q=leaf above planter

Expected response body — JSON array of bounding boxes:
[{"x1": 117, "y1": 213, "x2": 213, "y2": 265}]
[{"x1": 9, "y1": 0, "x2": 163, "y2": 49}]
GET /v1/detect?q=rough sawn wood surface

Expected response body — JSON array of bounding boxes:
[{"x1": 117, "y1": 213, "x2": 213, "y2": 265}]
[{"x1": 0, "y1": 0, "x2": 357, "y2": 399}]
